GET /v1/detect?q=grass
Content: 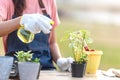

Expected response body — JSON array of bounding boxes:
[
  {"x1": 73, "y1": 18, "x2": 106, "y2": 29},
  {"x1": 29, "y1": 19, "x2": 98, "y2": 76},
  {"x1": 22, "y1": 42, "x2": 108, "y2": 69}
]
[{"x1": 0, "y1": 18, "x2": 120, "y2": 70}]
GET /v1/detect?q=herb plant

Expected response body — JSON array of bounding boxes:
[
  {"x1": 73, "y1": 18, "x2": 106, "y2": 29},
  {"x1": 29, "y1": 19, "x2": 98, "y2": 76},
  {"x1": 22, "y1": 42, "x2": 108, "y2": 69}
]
[
  {"x1": 62, "y1": 29, "x2": 92, "y2": 64},
  {"x1": 15, "y1": 50, "x2": 39, "y2": 63},
  {"x1": 69, "y1": 30, "x2": 92, "y2": 64}
]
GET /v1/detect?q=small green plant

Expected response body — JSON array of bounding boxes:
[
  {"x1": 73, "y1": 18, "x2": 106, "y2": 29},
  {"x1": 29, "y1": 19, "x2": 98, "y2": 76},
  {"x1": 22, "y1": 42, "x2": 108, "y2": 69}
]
[
  {"x1": 15, "y1": 50, "x2": 40, "y2": 63},
  {"x1": 62, "y1": 29, "x2": 93, "y2": 64}
]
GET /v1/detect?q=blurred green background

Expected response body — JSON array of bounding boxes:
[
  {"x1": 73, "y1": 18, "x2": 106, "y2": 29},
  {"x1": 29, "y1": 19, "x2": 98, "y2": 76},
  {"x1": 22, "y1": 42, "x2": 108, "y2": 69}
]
[
  {"x1": 56, "y1": 0, "x2": 120, "y2": 70},
  {"x1": 1, "y1": 0, "x2": 120, "y2": 71},
  {"x1": 55, "y1": 19, "x2": 120, "y2": 70}
]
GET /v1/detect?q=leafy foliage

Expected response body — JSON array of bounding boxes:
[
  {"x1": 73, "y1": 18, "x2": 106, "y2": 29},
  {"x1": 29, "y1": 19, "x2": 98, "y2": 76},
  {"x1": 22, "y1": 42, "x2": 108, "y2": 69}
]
[
  {"x1": 62, "y1": 29, "x2": 93, "y2": 64},
  {"x1": 15, "y1": 50, "x2": 40, "y2": 63},
  {"x1": 69, "y1": 30, "x2": 92, "y2": 49}
]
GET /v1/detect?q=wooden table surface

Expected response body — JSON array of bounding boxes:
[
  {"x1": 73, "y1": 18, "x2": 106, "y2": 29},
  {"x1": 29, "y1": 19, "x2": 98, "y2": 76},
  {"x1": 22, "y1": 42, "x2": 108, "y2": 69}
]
[{"x1": 38, "y1": 70, "x2": 120, "y2": 80}]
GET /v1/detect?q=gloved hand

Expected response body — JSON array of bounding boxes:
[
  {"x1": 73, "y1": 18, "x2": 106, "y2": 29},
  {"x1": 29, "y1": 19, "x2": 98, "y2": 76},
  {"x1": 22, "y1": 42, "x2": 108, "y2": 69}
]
[
  {"x1": 20, "y1": 13, "x2": 53, "y2": 34},
  {"x1": 57, "y1": 57, "x2": 74, "y2": 72}
]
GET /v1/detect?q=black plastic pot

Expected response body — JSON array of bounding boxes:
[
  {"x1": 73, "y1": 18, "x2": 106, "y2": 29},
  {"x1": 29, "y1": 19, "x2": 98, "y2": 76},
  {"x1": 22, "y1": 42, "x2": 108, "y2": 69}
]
[{"x1": 71, "y1": 62, "x2": 87, "y2": 77}]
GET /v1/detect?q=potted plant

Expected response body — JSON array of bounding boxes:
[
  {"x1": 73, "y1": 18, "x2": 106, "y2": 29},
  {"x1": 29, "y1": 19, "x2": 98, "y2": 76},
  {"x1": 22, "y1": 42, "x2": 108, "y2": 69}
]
[
  {"x1": 64, "y1": 29, "x2": 93, "y2": 77},
  {"x1": 15, "y1": 50, "x2": 40, "y2": 80},
  {"x1": 0, "y1": 56, "x2": 13, "y2": 80}
]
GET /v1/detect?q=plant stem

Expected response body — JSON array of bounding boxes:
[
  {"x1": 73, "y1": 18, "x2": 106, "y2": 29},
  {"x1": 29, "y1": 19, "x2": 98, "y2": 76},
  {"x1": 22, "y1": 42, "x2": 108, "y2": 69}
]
[{"x1": 72, "y1": 47, "x2": 76, "y2": 62}]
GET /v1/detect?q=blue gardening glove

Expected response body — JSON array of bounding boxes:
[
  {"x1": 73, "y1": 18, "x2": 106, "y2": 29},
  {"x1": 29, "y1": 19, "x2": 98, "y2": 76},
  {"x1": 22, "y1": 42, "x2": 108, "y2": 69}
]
[
  {"x1": 20, "y1": 13, "x2": 53, "y2": 34},
  {"x1": 57, "y1": 57, "x2": 74, "y2": 72}
]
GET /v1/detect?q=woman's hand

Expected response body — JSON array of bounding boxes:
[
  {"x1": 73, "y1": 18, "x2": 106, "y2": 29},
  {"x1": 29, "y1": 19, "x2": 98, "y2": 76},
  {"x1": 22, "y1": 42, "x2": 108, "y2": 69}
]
[
  {"x1": 57, "y1": 57, "x2": 74, "y2": 72},
  {"x1": 20, "y1": 13, "x2": 53, "y2": 34}
]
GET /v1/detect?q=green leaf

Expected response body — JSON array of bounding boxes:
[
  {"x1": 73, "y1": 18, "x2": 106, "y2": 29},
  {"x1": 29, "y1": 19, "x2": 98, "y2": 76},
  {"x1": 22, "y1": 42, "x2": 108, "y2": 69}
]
[{"x1": 15, "y1": 50, "x2": 40, "y2": 63}]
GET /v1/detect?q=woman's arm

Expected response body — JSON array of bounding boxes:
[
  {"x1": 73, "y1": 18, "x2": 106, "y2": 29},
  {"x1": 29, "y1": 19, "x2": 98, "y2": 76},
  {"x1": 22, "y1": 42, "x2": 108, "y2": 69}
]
[
  {"x1": 49, "y1": 28, "x2": 74, "y2": 71},
  {"x1": 0, "y1": 16, "x2": 21, "y2": 37},
  {"x1": 49, "y1": 28, "x2": 62, "y2": 62}
]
